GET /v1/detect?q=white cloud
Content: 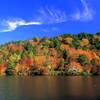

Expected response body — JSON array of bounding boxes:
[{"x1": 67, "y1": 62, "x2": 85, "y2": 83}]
[
  {"x1": 35, "y1": 0, "x2": 94, "y2": 23},
  {"x1": 71, "y1": 0, "x2": 94, "y2": 21},
  {"x1": 0, "y1": 0, "x2": 94, "y2": 32},
  {"x1": 81, "y1": 0, "x2": 94, "y2": 20},
  {"x1": 0, "y1": 19, "x2": 42, "y2": 32},
  {"x1": 34, "y1": 7, "x2": 68, "y2": 24}
]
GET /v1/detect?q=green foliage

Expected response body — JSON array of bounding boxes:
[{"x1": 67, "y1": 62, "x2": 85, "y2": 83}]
[
  {"x1": 71, "y1": 39, "x2": 80, "y2": 49},
  {"x1": 96, "y1": 32, "x2": 100, "y2": 36},
  {"x1": 50, "y1": 37, "x2": 61, "y2": 53},
  {"x1": 82, "y1": 46, "x2": 89, "y2": 50},
  {"x1": 6, "y1": 69, "x2": 14, "y2": 76},
  {"x1": 28, "y1": 51, "x2": 34, "y2": 58},
  {"x1": 81, "y1": 71, "x2": 88, "y2": 76},
  {"x1": 50, "y1": 38, "x2": 60, "y2": 47},
  {"x1": 62, "y1": 49, "x2": 68, "y2": 60},
  {"x1": 93, "y1": 39, "x2": 100, "y2": 50},
  {"x1": 15, "y1": 51, "x2": 23, "y2": 59},
  {"x1": 77, "y1": 32, "x2": 89, "y2": 40},
  {"x1": 95, "y1": 41, "x2": 100, "y2": 50},
  {"x1": 41, "y1": 38, "x2": 51, "y2": 48},
  {"x1": 60, "y1": 60, "x2": 65, "y2": 65},
  {"x1": 24, "y1": 42, "x2": 36, "y2": 55},
  {"x1": 7, "y1": 61, "x2": 16, "y2": 69},
  {"x1": 60, "y1": 34, "x2": 72, "y2": 38},
  {"x1": 24, "y1": 41, "x2": 32, "y2": 51},
  {"x1": 81, "y1": 71, "x2": 93, "y2": 76},
  {"x1": 89, "y1": 34, "x2": 100, "y2": 50},
  {"x1": 77, "y1": 54, "x2": 90, "y2": 66}
]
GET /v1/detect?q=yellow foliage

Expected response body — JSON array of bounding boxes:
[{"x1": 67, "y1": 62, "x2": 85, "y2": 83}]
[
  {"x1": 80, "y1": 38, "x2": 89, "y2": 46},
  {"x1": 60, "y1": 44, "x2": 70, "y2": 50},
  {"x1": 64, "y1": 37, "x2": 73, "y2": 44},
  {"x1": 93, "y1": 35, "x2": 100, "y2": 41}
]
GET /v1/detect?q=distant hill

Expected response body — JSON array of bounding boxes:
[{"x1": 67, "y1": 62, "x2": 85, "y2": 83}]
[{"x1": 0, "y1": 32, "x2": 100, "y2": 76}]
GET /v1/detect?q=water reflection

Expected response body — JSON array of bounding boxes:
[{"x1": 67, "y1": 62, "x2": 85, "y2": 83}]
[{"x1": 0, "y1": 76, "x2": 100, "y2": 100}]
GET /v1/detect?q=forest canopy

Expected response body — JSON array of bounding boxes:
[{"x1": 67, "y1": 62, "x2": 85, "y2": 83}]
[{"x1": 0, "y1": 32, "x2": 100, "y2": 76}]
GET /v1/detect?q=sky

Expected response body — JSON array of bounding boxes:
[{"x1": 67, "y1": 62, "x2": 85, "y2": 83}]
[{"x1": 0, "y1": 0, "x2": 99, "y2": 44}]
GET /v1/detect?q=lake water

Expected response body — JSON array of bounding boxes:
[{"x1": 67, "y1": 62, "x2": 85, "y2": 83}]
[{"x1": 0, "y1": 76, "x2": 100, "y2": 100}]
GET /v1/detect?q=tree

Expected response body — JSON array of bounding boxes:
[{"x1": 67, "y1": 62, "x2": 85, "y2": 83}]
[
  {"x1": 33, "y1": 37, "x2": 41, "y2": 42},
  {"x1": 96, "y1": 32, "x2": 100, "y2": 36},
  {"x1": 40, "y1": 37, "x2": 51, "y2": 48},
  {"x1": 92, "y1": 35, "x2": 100, "y2": 50},
  {"x1": 24, "y1": 41, "x2": 36, "y2": 54},
  {"x1": 63, "y1": 37, "x2": 73, "y2": 45},
  {"x1": 80, "y1": 38, "x2": 90, "y2": 50},
  {"x1": 50, "y1": 37, "x2": 61, "y2": 53},
  {"x1": 77, "y1": 32, "x2": 89, "y2": 40},
  {"x1": 7, "y1": 61, "x2": 16, "y2": 69},
  {"x1": 77, "y1": 54, "x2": 90, "y2": 66},
  {"x1": 62, "y1": 49, "x2": 68, "y2": 60},
  {"x1": 60, "y1": 34, "x2": 72, "y2": 38},
  {"x1": 95, "y1": 41, "x2": 100, "y2": 50},
  {"x1": 71, "y1": 39, "x2": 80, "y2": 49}
]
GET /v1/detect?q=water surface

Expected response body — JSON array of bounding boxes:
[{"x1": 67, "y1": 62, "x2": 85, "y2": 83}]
[{"x1": 0, "y1": 76, "x2": 100, "y2": 100}]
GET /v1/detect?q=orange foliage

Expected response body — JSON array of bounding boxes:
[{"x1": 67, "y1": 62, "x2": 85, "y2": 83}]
[
  {"x1": 60, "y1": 44, "x2": 95, "y2": 61},
  {"x1": 8, "y1": 44, "x2": 24, "y2": 52},
  {"x1": 48, "y1": 56, "x2": 60, "y2": 65},
  {"x1": 33, "y1": 56, "x2": 46, "y2": 65},
  {"x1": 0, "y1": 63, "x2": 7, "y2": 74},
  {"x1": 15, "y1": 64, "x2": 20, "y2": 72},
  {"x1": 77, "y1": 50, "x2": 94, "y2": 61},
  {"x1": 15, "y1": 63, "x2": 30, "y2": 73},
  {"x1": 40, "y1": 67, "x2": 48, "y2": 75},
  {"x1": 68, "y1": 61, "x2": 83, "y2": 72}
]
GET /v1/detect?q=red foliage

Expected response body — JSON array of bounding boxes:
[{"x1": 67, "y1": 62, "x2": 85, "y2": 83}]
[
  {"x1": 26, "y1": 58, "x2": 33, "y2": 66},
  {"x1": 20, "y1": 56, "x2": 33, "y2": 66}
]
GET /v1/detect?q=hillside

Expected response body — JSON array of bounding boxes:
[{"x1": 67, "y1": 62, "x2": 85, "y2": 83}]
[{"x1": 0, "y1": 32, "x2": 100, "y2": 76}]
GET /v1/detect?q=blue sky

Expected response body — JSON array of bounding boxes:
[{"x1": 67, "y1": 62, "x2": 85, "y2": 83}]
[{"x1": 0, "y1": 0, "x2": 99, "y2": 44}]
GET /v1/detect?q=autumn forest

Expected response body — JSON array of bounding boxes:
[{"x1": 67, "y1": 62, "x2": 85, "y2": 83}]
[{"x1": 0, "y1": 32, "x2": 100, "y2": 76}]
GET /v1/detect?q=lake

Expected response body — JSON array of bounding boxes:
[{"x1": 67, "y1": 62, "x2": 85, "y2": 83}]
[{"x1": 0, "y1": 76, "x2": 100, "y2": 100}]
